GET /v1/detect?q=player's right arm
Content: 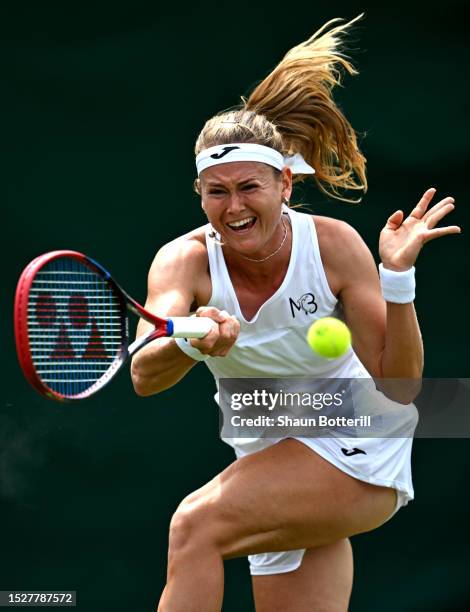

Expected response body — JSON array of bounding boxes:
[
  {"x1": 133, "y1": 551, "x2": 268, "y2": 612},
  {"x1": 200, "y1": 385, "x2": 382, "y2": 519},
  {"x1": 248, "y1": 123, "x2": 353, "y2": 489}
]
[{"x1": 131, "y1": 236, "x2": 239, "y2": 396}]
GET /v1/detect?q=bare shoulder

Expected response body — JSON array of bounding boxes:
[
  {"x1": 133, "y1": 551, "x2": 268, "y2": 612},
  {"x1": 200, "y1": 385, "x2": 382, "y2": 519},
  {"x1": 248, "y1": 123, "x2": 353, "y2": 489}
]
[
  {"x1": 312, "y1": 215, "x2": 377, "y2": 293},
  {"x1": 149, "y1": 227, "x2": 207, "y2": 278},
  {"x1": 313, "y1": 215, "x2": 373, "y2": 267},
  {"x1": 139, "y1": 226, "x2": 212, "y2": 313},
  {"x1": 313, "y1": 215, "x2": 365, "y2": 255}
]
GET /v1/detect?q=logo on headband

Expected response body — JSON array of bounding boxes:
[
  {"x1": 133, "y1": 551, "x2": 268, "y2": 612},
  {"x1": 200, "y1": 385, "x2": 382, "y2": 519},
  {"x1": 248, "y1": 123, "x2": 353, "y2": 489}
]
[{"x1": 210, "y1": 146, "x2": 240, "y2": 159}]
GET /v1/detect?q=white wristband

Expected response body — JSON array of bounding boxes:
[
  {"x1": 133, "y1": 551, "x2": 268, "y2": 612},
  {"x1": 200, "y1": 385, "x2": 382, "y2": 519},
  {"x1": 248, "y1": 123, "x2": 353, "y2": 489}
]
[
  {"x1": 174, "y1": 336, "x2": 210, "y2": 361},
  {"x1": 379, "y1": 264, "x2": 416, "y2": 303}
]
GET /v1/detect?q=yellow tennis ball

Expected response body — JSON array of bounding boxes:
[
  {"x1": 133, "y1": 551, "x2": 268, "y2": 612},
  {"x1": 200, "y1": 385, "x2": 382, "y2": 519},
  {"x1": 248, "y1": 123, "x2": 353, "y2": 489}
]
[{"x1": 307, "y1": 317, "x2": 351, "y2": 359}]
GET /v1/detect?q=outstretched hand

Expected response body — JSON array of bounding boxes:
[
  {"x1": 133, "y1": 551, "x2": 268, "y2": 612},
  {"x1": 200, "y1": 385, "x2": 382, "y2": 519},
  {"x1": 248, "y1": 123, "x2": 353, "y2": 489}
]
[
  {"x1": 190, "y1": 306, "x2": 240, "y2": 357},
  {"x1": 379, "y1": 188, "x2": 461, "y2": 271}
]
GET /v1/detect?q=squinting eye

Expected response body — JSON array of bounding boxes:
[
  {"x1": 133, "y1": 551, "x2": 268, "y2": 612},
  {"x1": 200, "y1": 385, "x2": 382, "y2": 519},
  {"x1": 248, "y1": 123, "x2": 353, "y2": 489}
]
[
  {"x1": 242, "y1": 184, "x2": 257, "y2": 191},
  {"x1": 209, "y1": 190, "x2": 225, "y2": 195}
]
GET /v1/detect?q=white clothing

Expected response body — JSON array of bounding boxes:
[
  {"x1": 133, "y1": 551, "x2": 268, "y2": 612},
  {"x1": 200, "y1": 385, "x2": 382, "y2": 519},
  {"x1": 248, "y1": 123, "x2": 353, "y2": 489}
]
[{"x1": 203, "y1": 206, "x2": 418, "y2": 575}]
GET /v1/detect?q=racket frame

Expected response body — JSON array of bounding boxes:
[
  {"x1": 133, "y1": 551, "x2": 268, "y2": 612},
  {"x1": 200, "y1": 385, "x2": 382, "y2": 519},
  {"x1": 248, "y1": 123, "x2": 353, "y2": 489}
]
[{"x1": 14, "y1": 250, "x2": 212, "y2": 402}]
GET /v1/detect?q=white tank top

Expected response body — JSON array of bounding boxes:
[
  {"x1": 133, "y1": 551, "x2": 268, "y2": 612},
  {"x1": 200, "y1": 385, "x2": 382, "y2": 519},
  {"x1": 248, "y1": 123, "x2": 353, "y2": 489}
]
[{"x1": 204, "y1": 206, "x2": 371, "y2": 383}]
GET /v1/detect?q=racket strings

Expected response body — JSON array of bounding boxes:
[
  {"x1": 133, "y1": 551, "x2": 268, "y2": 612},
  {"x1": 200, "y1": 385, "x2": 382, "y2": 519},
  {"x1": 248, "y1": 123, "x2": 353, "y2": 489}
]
[{"x1": 27, "y1": 257, "x2": 125, "y2": 398}]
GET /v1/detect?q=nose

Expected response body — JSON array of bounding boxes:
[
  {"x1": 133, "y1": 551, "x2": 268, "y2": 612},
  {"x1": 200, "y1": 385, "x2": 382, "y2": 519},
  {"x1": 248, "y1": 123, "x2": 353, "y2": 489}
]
[{"x1": 226, "y1": 192, "x2": 246, "y2": 216}]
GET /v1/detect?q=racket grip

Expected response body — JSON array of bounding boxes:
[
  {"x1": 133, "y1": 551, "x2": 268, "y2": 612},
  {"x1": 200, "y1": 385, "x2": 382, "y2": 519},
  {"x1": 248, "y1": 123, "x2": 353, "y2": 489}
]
[{"x1": 170, "y1": 316, "x2": 217, "y2": 338}]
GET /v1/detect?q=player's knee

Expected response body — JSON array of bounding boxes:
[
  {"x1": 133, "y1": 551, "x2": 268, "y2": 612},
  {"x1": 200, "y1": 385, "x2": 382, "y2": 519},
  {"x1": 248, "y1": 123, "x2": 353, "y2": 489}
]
[
  {"x1": 168, "y1": 504, "x2": 195, "y2": 554},
  {"x1": 168, "y1": 493, "x2": 220, "y2": 556}
]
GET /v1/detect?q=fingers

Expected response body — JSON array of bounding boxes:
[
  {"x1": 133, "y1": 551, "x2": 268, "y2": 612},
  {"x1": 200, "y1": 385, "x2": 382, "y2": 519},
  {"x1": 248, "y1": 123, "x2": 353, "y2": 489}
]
[
  {"x1": 408, "y1": 187, "x2": 437, "y2": 219},
  {"x1": 384, "y1": 210, "x2": 404, "y2": 230},
  {"x1": 196, "y1": 306, "x2": 228, "y2": 323},
  {"x1": 380, "y1": 188, "x2": 460, "y2": 270},
  {"x1": 212, "y1": 314, "x2": 240, "y2": 356},
  {"x1": 412, "y1": 190, "x2": 461, "y2": 241},
  {"x1": 424, "y1": 200, "x2": 456, "y2": 228},
  {"x1": 192, "y1": 307, "x2": 240, "y2": 356},
  {"x1": 423, "y1": 225, "x2": 461, "y2": 243}
]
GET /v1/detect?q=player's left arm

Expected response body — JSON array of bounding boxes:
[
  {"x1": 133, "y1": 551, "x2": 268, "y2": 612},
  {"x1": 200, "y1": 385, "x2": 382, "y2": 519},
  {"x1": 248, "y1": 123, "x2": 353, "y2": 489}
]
[
  {"x1": 320, "y1": 219, "x2": 403, "y2": 380},
  {"x1": 376, "y1": 187, "x2": 460, "y2": 378},
  {"x1": 334, "y1": 226, "x2": 423, "y2": 380},
  {"x1": 319, "y1": 188, "x2": 460, "y2": 381}
]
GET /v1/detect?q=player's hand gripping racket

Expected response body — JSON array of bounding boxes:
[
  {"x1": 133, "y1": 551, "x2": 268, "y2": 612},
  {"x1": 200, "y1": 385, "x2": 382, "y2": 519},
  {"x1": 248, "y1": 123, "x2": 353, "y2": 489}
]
[{"x1": 14, "y1": 250, "x2": 215, "y2": 401}]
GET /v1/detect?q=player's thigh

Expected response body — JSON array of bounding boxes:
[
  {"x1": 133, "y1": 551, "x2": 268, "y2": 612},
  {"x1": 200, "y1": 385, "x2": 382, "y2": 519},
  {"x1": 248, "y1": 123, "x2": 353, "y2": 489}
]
[
  {"x1": 252, "y1": 539, "x2": 353, "y2": 612},
  {"x1": 175, "y1": 439, "x2": 396, "y2": 557}
]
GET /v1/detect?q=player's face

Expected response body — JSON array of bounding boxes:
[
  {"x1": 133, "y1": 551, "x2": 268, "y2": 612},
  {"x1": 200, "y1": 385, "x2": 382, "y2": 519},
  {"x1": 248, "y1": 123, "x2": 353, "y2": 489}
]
[{"x1": 199, "y1": 162, "x2": 292, "y2": 259}]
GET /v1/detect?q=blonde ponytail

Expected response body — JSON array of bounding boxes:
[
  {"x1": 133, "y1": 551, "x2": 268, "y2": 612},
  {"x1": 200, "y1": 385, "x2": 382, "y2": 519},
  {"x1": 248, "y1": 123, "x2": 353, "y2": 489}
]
[{"x1": 195, "y1": 15, "x2": 367, "y2": 203}]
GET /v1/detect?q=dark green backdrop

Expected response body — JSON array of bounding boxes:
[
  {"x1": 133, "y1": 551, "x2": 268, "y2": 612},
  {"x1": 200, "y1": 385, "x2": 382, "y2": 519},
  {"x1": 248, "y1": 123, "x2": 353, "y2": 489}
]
[{"x1": 2, "y1": 1, "x2": 469, "y2": 610}]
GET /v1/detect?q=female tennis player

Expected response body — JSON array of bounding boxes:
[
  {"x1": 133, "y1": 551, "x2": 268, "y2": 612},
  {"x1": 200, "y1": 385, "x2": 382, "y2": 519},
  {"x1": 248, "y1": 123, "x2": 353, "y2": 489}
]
[{"x1": 131, "y1": 16, "x2": 460, "y2": 612}]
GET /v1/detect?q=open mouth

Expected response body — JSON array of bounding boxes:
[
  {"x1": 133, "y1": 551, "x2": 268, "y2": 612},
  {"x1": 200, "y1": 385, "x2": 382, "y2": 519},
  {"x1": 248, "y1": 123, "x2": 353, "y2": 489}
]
[{"x1": 226, "y1": 216, "x2": 257, "y2": 232}]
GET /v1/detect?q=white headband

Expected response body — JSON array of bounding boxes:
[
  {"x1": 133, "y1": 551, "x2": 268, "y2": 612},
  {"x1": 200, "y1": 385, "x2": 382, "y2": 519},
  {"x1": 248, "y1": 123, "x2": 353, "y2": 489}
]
[{"x1": 195, "y1": 143, "x2": 315, "y2": 176}]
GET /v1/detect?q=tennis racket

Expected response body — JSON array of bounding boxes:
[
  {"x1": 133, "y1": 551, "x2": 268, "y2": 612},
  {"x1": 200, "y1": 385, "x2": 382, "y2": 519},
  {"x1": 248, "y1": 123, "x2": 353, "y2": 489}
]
[{"x1": 14, "y1": 250, "x2": 215, "y2": 402}]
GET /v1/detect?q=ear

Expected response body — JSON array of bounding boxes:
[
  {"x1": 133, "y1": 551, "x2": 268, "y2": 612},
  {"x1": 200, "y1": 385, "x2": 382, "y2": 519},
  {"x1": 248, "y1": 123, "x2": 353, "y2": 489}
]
[{"x1": 281, "y1": 167, "x2": 293, "y2": 202}]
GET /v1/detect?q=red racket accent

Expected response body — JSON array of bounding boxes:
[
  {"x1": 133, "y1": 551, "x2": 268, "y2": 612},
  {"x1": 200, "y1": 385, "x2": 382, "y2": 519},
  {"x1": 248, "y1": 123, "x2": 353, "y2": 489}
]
[
  {"x1": 15, "y1": 250, "x2": 215, "y2": 402},
  {"x1": 69, "y1": 295, "x2": 89, "y2": 328},
  {"x1": 83, "y1": 318, "x2": 109, "y2": 359},
  {"x1": 51, "y1": 323, "x2": 75, "y2": 360},
  {"x1": 36, "y1": 293, "x2": 56, "y2": 327},
  {"x1": 14, "y1": 251, "x2": 128, "y2": 401},
  {"x1": 15, "y1": 254, "x2": 55, "y2": 399}
]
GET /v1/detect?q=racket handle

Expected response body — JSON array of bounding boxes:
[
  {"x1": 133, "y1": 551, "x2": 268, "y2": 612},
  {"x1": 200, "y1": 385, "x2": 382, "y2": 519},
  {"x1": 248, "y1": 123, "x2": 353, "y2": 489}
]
[{"x1": 170, "y1": 316, "x2": 217, "y2": 338}]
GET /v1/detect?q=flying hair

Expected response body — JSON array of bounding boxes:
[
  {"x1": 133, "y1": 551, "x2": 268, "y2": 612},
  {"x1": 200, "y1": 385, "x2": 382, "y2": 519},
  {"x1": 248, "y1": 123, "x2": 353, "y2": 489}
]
[{"x1": 195, "y1": 14, "x2": 367, "y2": 203}]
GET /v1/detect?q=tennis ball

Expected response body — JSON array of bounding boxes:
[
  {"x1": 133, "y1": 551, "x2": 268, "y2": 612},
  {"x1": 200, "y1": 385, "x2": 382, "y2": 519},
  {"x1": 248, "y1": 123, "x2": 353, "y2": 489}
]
[{"x1": 307, "y1": 317, "x2": 351, "y2": 359}]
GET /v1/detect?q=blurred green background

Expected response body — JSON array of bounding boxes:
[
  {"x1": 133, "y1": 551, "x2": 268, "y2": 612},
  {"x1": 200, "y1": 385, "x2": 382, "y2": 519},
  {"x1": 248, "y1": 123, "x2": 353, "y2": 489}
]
[{"x1": 2, "y1": 1, "x2": 469, "y2": 610}]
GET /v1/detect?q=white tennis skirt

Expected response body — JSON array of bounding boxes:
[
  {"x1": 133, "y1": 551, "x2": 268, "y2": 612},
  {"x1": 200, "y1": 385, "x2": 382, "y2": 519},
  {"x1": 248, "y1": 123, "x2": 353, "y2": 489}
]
[{"x1": 228, "y1": 420, "x2": 417, "y2": 575}]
